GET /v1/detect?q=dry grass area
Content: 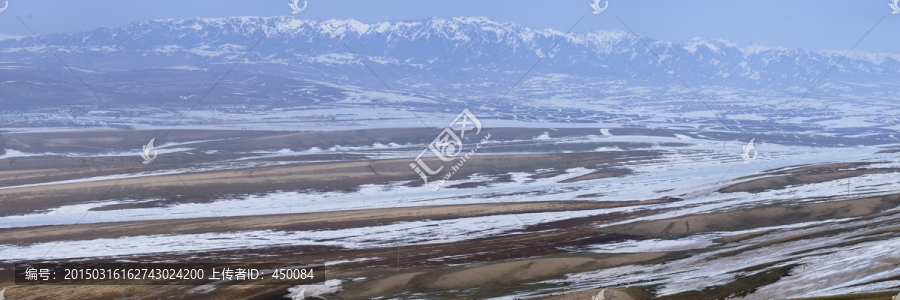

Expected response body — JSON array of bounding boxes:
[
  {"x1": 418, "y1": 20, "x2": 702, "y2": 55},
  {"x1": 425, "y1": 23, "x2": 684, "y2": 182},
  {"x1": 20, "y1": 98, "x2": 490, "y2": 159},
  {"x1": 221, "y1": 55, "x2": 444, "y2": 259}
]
[
  {"x1": 605, "y1": 194, "x2": 900, "y2": 238},
  {"x1": 719, "y1": 168, "x2": 895, "y2": 194},
  {"x1": 0, "y1": 128, "x2": 671, "y2": 300},
  {"x1": 3, "y1": 191, "x2": 899, "y2": 300},
  {"x1": 779, "y1": 291, "x2": 900, "y2": 300},
  {"x1": 337, "y1": 253, "x2": 666, "y2": 299},
  {"x1": 876, "y1": 148, "x2": 900, "y2": 154},
  {"x1": 0, "y1": 272, "x2": 344, "y2": 300},
  {"x1": 650, "y1": 265, "x2": 799, "y2": 300},
  {"x1": 540, "y1": 288, "x2": 637, "y2": 300},
  {"x1": 3, "y1": 129, "x2": 900, "y2": 299},
  {"x1": 0, "y1": 199, "x2": 673, "y2": 245},
  {"x1": 0, "y1": 147, "x2": 655, "y2": 217},
  {"x1": 712, "y1": 230, "x2": 774, "y2": 244},
  {"x1": 0, "y1": 252, "x2": 678, "y2": 300}
]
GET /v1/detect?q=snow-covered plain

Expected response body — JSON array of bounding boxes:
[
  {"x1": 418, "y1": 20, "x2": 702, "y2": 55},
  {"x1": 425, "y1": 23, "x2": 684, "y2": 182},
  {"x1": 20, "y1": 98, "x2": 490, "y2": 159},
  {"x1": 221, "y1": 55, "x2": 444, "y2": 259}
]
[
  {"x1": 4, "y1": 111, "x2": 900, "y2": 299},
  {"x1": 521, "y1": 214, "x2": 900, "y2": 300},
  {"x1": 4, "y1": 133, "x2": 900, "y2": 267},
  {"x1": 4, "y1": 133, "x2": 899, "y2": 229}
]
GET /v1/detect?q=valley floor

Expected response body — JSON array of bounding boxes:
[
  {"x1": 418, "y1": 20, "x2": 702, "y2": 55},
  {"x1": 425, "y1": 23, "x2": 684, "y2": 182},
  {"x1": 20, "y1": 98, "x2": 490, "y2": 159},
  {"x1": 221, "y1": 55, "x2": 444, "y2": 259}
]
[{"x1": 2, "y1": 126, "x2": 900, "y2": 299}]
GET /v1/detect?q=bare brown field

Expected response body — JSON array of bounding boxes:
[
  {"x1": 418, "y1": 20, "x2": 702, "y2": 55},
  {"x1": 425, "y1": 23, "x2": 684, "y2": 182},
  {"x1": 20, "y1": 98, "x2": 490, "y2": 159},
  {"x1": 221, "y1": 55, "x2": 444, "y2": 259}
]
[
  {"x1": 653, "y1": 264, "x2": 798, "y2": 300},
  {"x1": 876, "y1": 148, "x2": 900, "y2": 154},
  {"x1": 0, "y1": 149, "x2": 657, "y2": 216},
  {"x1": 712, "y1": 229, "x2": 774, "y2": 244},
  {"x1": 0, "y1": 199, "x2": 678, "y2": 245},
  {"x1": 0, "y1": 195, "x2": 686, "y2": 300},
  {"x1": 0, "y1": 129, "x2": 268, "y2": 155},
  {"x1": 779, "y1": 291, "x2": 900, "y2": 300},
  {"x1": 605, "y1": 194, "x2": 900, "y2": 238},
  {"x1": 3, "y1": 129, "x2": 898, "y2": 299},
  {"x1": 772, "y1": 162, "x2": 877, "y2": 175},
  {"x1": 0, "y1": 128, "x2": 673, "y2": 299},
  {"x1": 719, "y1": 167, "x2": 896, "y2": 194},
  {"x1": 0, "y1": 194, "x2": 895, "y2": 300},
  {"x1": 0, "y1": 230, "x2": 681, "y2": 300},
  {"x1": 543, "y1": 288, "x2": 637, "y2": 300},
  {"x1": 0, "y1": 127, "x2": 678, "y2": 158},
  {"x1": 0, "y1": 251, "x2": 672, "y2": 300},
  {"x1": 10, "y1": 188, "x2": 895, "y2": 299},
  {"x1": 336, "y1": 253, "x2": 667, "y2": 299}
]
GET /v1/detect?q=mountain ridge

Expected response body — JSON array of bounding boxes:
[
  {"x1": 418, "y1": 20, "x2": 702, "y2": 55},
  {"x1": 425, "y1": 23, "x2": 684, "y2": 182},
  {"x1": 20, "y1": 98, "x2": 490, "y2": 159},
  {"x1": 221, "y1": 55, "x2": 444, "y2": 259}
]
[{"x1": 1, "y1": 16, "x2": 898, "y2": 110}]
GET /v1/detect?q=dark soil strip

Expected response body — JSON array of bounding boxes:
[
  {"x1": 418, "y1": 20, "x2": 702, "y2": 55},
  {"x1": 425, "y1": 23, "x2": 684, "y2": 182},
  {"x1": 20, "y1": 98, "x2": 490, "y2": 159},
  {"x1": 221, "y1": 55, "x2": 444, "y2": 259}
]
[{"x1": 653, "y1": 264, "x2": 798, "y2": 300}]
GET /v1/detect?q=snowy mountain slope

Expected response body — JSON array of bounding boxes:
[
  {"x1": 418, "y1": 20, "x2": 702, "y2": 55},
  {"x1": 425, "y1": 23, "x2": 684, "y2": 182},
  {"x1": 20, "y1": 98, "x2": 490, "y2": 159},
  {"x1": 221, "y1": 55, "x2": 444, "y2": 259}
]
[
  {"x1": 2, "y1": 16, "x2": 898, "y2": 87},
  {"x1": 1, "y1": 16, "x2": 899, "y2": 112}
]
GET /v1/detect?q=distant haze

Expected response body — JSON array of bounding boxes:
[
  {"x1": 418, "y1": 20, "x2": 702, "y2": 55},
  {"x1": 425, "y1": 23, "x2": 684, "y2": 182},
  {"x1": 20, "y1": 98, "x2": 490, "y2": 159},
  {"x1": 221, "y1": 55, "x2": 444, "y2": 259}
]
[{"x1": 0, "y1": 0, "x2": 897, "y2": 53}]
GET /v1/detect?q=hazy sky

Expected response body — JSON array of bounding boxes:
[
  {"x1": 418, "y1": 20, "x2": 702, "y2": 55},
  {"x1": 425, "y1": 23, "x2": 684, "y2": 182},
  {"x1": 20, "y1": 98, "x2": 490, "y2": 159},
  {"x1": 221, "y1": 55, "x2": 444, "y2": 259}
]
[{"x1": 0, "y1": 0, "x2": 897, "y2": 53}]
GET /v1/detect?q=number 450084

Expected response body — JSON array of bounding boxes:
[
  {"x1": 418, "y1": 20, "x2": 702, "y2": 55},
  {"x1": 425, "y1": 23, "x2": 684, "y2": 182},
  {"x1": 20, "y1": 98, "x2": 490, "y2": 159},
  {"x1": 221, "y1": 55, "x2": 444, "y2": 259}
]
[{"x1": 272, "y1": 268, "x2": 314, "y2": 280}]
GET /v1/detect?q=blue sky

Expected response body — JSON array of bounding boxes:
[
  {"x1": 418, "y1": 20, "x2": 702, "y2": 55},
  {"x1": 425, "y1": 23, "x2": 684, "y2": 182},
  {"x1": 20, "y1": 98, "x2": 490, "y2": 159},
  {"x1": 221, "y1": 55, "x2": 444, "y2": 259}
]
[{"x1": 0, "y1": 0, "x2": 897, "y2": 53}]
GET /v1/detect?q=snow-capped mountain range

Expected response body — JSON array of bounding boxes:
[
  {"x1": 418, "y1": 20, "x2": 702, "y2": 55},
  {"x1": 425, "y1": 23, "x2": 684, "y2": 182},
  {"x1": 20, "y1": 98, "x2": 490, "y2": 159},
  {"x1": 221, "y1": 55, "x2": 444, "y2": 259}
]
[{"x1": 1, "y1": 16, "x2": 898, "y2": 109}]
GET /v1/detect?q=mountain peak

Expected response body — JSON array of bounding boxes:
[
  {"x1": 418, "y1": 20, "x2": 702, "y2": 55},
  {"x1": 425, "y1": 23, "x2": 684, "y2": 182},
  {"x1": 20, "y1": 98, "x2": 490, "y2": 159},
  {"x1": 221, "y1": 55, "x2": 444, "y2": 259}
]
[{"x1": 1, "y1": 15, "x2": 898, "y2": 92}]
